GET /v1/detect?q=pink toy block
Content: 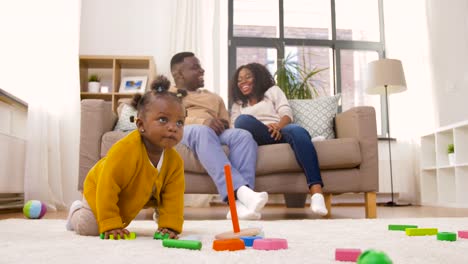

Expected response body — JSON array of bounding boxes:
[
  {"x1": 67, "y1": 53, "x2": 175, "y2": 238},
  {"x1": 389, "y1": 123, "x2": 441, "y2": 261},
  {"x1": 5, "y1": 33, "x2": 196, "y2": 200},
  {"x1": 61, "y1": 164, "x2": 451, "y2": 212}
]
[
  {"x1": 458, "y1": 230, "x2": 468, "y2": 239},
  {"x1": 252, "y1": 238, "x2": 288, "y2": 250},
  {"x1": 335, "y1": 248, "x2": 362, "y2": 262}
]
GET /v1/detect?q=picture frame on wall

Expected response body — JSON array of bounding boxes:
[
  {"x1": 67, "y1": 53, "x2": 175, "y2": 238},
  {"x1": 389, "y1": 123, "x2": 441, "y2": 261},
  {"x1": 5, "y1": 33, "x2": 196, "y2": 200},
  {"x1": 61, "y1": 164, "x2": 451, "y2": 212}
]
[{"x1": 119, "y1": 76, "x2": 148, "y2": 94}]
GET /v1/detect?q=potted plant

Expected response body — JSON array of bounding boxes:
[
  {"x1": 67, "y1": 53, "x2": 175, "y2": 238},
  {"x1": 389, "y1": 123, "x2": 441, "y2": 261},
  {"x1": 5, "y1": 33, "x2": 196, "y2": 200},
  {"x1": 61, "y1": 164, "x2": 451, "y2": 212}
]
[
  {"x1": 448, "y1": 143, "x2": 455, "y2": 165},
  {"x1": 88, "y1": 74, "x2": 101, "y2": 93},
  {"x1": 275, "y1": 52, "x2": 328, "y2": 99}
]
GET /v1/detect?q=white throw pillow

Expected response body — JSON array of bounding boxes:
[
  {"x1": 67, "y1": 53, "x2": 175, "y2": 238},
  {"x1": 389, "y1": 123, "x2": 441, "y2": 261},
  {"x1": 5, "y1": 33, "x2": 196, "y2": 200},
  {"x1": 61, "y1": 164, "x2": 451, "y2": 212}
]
[
  {"x1": 289, "y1": 94, "x2": 341, "y2": 139},
  {"x1": 113, "y1": 103, "x2": 137, "y2": 132}
]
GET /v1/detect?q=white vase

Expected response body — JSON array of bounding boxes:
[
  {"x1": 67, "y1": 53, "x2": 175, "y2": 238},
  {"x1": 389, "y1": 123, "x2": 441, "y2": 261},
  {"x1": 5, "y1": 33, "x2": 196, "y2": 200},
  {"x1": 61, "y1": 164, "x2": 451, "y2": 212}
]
[
  {"x1": 88, "y1": 82, "x2": 100, "y2": 93},
  {"x1": 448, "y1": 153, "x2": 455, "y2": 166}
]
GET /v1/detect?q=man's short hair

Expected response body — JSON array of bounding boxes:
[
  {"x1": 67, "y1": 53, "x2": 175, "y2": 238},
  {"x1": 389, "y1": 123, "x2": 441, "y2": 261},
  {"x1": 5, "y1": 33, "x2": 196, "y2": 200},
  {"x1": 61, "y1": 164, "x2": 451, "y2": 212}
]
[{"x1": 170, "y1": 52, "x2": 195, "y2": 71}]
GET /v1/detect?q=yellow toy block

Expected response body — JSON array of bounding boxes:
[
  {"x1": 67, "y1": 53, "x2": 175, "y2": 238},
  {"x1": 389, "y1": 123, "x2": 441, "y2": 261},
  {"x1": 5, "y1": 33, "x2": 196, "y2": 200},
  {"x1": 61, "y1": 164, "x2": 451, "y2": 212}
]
[{"x1": 406, "y1": 228, "x2": 438, "y2": 236}]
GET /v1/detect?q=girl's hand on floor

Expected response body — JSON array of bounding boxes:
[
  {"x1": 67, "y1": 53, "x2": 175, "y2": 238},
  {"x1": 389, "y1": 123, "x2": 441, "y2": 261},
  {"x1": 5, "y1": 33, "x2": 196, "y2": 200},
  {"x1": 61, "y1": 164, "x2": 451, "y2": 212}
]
[
  {"x1": 104, "y1": 228, "x2": 130, "y2": 240},
  {"x1": 157, "y1": 227, "x2": 179, "y2": 239}
]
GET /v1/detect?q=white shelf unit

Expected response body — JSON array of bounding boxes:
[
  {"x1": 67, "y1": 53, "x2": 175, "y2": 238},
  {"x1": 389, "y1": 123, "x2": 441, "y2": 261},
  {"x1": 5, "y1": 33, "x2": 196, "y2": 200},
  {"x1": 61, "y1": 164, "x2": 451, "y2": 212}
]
[{"x1": 420, "y1": 121, "x2": 468, "y2": 208}]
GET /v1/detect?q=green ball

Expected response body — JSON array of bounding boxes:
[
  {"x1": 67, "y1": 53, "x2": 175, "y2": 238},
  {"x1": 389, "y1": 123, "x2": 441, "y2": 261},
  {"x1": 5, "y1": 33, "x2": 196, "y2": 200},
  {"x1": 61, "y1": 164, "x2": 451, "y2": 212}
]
[{"x1": 357, "y1": 249, "x2": 393, "y2": 264}]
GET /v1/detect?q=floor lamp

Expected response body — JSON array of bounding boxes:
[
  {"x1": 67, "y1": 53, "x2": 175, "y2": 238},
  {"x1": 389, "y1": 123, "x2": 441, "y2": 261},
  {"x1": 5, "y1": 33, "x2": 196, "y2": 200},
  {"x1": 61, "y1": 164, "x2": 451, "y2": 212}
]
[{"x1": 366, "y1": 58, "x2": 409, "y2": 207}]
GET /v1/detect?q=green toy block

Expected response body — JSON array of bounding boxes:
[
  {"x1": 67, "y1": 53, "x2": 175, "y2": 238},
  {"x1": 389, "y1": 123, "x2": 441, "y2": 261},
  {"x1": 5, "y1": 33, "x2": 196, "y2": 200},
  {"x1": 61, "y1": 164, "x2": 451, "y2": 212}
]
[
  {"x1": 437, "y1": 232, "x2": 457, "y2": 242},
  {"x1": 154, "y1": 232, "x2": 170, "y2": 240},
  {"x1": 388, "y1": 224, "x2": 418, "y2": 231},
  {"x1": 100, "y1": 232, "x2": 136, "y2": 240},
  {"x1": 406, "y1": 228, "x2": 438, "y2": 236},
  {"x1": 162, "y1": 239, "x2": 202, "y2": 250}
]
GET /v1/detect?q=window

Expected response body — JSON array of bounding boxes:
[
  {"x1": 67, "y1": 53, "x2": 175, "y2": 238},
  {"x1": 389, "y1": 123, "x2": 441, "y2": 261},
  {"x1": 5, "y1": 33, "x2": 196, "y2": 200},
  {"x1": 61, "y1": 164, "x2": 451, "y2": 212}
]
[{"x1": 229, "y1": 0, "x2": 386, "y2": 135}]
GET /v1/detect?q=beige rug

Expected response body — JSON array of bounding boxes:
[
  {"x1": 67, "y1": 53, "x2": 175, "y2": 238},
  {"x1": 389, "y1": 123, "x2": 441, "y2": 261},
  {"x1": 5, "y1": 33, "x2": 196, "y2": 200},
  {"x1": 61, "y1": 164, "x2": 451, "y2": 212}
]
[{"x1": 1, "y1": 217, "x2": 468, "y2": 263}]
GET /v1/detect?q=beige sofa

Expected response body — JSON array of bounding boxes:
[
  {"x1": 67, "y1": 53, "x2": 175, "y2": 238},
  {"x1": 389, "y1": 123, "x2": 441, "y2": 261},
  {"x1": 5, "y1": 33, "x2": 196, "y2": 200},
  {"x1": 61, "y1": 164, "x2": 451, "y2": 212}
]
[{"x1": 78, "y1": 99, "x2": 379, "y2": 218}]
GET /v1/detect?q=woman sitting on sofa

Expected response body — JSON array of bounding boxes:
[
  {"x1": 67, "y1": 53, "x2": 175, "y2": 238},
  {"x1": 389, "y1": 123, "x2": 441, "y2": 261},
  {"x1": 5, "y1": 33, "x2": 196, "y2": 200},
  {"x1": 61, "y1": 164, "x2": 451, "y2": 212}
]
[{"x1": 229, "y1": 62, "x2": 328, "y2": 216}]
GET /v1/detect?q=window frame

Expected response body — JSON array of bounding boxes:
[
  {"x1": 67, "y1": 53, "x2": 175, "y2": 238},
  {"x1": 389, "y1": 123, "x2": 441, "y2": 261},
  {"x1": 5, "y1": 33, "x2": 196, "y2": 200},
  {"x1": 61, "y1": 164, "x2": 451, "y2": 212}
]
[{"x1": 228, "y1": 0, "x2": 388, "y2": 136}]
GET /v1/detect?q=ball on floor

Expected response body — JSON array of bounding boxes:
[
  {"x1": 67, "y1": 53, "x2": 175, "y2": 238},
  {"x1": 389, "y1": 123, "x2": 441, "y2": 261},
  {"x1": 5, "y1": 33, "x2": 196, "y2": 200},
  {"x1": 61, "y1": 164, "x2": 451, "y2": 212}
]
[{"x1": 23, "y1": 200, "x2": 47, "y2": 219}]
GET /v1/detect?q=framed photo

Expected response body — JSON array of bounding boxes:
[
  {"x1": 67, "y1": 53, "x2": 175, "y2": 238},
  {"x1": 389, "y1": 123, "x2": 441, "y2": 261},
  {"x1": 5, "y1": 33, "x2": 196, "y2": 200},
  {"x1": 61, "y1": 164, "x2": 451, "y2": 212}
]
[{"x1": 119, "y1": 76, "x2": 148, "y2": 94}]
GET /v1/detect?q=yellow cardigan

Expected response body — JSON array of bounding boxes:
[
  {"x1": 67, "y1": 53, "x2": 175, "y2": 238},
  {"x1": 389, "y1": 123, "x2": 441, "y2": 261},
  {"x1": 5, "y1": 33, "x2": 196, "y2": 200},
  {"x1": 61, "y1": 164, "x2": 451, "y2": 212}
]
[{"x1": 83, "y1": 130, "x2": 185, "y2": 234}]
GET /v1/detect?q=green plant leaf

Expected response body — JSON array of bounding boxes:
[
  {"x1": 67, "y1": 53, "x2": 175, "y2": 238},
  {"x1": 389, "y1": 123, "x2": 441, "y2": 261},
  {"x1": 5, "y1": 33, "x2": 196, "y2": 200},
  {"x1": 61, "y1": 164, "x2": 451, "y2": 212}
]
[
  {"x1": 447, "y1": 143, "x2": 454, "y2": 154},
  {"x1": 274, "y1": 50, "x2": 328, "y2": 100},
  {"x1": 88, "y1": 74, "x2": 101, "y2": 82}
]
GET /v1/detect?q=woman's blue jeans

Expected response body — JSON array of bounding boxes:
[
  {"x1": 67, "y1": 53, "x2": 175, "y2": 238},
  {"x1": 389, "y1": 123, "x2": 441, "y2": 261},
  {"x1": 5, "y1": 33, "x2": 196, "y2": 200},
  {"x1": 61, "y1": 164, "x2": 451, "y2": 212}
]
[{"x1": 234, "y1": 114, "x2": 323, "y2": 187}]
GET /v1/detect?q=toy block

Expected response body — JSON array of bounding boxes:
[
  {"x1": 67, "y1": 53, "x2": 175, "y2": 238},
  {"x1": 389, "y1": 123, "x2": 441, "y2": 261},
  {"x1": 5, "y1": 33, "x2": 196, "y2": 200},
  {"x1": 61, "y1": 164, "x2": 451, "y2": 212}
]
[
  {"x1": 240, "y1": 236, "x2": 262, "y2": 247},
  {"x1": 437, "y1": 232, "x2": 457, "y2": 241},
  {"x1": 388, "y1": 224, "x2": 418, "y2": 231},
  {"x1": 100, "y1": 232, "x2": 136, "y2": 240},
  {"x1": 162, "y1": 239, "x2": 202, "y2": 250},
  {"x1": 252, "y1": 238, "x2": 288, "y2": 251},
  {"x1": 458, "y1": 230, "x2": 468, "y2": 239},
  {"x1": 212, "y1": 239, "x2": 245, "y2": 251},
  {"x1": 405, "y1": 228, "x2": 438, "y2": 236},
  {"x1": 154, "y1": 232, "x2": 170, "y2": 240},
  {"x1": 335, "y1": 248, "x2": 362, "y2": 262},
  {"x1": 215, "y1": 227, "x2": 261, "y2": 240}
]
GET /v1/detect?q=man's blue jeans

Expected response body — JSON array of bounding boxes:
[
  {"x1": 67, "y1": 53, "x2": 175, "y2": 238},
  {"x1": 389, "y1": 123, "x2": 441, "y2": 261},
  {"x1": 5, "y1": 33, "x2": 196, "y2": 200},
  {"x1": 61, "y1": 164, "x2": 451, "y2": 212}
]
[
  {"x1": 181, "y1": 124, "x2": 258, "y2": 201},
  {"x1": 234, "y1": 114, "x2": 323, "y2": 187}
]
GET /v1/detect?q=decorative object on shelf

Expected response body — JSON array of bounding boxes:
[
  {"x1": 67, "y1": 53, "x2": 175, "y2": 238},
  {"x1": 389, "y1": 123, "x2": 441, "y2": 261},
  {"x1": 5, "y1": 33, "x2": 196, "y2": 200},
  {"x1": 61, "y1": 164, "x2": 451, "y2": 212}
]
[
  {"x1": 447, "y1": 143, "x2": 455, "y2": 166},
  {"x1": 88, "y1": 74, "x2": 101, "y2": 93},
  {"x1": 100, "y1": 86, "x2": 109, "y2": 93},
  {"x1": 366, "y1": 58, "x2": 409, "y2": 207},
  {"x1": 119, "y1": 76, "x2": 148, "y2": 94}
]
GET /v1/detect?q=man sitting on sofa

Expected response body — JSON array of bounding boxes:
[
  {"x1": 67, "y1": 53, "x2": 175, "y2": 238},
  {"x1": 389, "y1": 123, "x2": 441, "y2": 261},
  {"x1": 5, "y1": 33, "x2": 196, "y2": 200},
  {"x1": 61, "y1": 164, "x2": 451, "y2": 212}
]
[{"x1": 170, "y1": 51, "x2": 268, "y2": 220}]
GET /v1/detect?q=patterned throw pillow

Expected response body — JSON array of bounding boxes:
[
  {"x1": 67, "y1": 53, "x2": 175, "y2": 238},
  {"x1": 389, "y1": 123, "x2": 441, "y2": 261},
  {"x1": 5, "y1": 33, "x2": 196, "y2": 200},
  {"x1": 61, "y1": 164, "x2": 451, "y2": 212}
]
[
  {"x1": 288, "y1": 94, "x2": 341, "y2": 139},
  {"x1": 113, "y1": 103, "x2": 137, "y2": 132}
]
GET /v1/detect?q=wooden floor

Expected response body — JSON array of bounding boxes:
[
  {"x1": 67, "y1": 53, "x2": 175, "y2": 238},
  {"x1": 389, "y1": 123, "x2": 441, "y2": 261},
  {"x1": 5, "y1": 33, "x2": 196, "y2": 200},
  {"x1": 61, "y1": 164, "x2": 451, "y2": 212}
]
[{"x1": 2, "y1": 204, "x2": 468, "y2": 221}]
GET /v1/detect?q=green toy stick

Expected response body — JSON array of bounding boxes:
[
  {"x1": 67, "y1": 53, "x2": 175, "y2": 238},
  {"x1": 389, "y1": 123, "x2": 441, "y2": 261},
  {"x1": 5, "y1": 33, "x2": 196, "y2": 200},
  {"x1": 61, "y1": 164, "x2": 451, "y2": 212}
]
[
  {"x1": 162, "y1": 239, "x2": 202, "y2": 250},
  {"x1": 388, "y1": 224, "x2": 418, "y2": 231}
]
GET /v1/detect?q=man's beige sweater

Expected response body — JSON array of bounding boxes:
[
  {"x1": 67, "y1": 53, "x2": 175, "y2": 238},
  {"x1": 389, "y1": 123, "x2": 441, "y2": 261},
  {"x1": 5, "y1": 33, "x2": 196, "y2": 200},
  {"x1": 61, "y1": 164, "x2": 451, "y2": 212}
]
[{"x1": 170, "y1": 87, "x2": 230, "y2": 126}]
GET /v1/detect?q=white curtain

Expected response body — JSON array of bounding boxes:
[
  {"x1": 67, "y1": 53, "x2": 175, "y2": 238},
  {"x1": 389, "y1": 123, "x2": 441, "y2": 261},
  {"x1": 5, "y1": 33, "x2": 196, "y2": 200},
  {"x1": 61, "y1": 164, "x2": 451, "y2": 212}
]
[
  {"x1": 170, "y1": 0, "x2": 221, "y2": 95},
  {"x1": 0, "y1": 0, "x2": 82, "y2": 211}
]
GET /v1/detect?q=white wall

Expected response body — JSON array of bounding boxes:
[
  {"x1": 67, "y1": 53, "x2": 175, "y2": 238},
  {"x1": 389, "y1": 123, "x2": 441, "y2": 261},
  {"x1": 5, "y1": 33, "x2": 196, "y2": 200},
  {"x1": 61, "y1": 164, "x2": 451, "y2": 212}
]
[
  {"x1": 426, "y1": 0, "x2": 468, "y2": 127},
  {"x1": 80, "y1": 0, "x2": 175, "y2": 80}
]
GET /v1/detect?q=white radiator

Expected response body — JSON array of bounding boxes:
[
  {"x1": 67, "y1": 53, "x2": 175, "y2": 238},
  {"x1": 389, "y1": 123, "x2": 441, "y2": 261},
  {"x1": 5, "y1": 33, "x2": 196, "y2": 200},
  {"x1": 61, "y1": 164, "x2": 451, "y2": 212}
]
[
  {"x1": 0, "y1": 92, "x2": 27, "y2": 209},
  {"x1": 0, "y1": 133, "x2": 25, "y2": 209}
]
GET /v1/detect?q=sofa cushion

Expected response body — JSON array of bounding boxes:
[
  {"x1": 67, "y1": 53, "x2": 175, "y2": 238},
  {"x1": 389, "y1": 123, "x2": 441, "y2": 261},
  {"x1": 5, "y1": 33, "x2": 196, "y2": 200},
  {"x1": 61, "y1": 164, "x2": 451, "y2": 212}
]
[
  {"x1": 113, "y1": 103, "x2": 137, "y2": 132},
  {"x1": 255, "y1": 138, "x2": 361, "y2": 175},
  {"x1": 289, "y1": 94, "x2": 341, "y2": 139},
  {"x1": 101, "y1": 131, "x2": 129, "y2": 158}
]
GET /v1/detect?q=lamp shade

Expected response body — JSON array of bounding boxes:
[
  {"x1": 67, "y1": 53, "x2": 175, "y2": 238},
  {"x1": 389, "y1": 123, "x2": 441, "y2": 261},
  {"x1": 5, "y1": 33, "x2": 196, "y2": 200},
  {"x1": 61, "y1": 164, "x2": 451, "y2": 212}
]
[{"x1": 366, "y1": 59, "x2": 407, "y2": 95}]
